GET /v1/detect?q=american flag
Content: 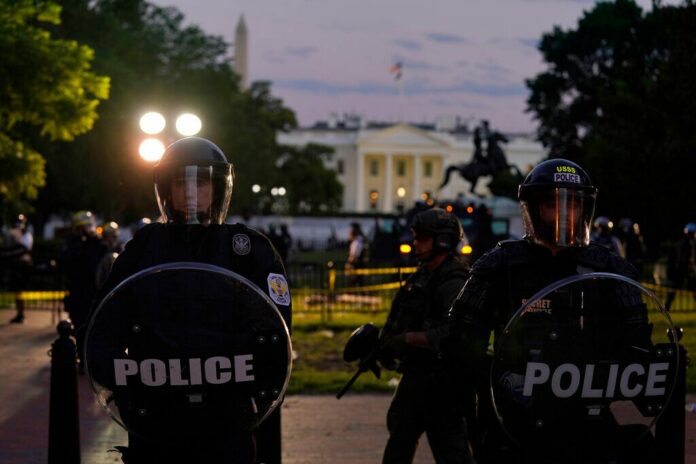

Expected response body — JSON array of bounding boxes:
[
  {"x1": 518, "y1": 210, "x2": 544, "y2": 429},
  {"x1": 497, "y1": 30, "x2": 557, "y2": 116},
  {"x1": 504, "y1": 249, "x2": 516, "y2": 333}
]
[{"x1": 389, "y1": 61, "x2": 403, "y2": 81}]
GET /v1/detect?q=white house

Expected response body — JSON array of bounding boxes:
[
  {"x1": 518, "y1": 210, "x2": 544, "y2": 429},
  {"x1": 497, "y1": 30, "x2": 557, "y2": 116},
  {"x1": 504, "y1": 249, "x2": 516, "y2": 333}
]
[{"x1": 278, "y1": 119, "x2": 548, "y2": 214}]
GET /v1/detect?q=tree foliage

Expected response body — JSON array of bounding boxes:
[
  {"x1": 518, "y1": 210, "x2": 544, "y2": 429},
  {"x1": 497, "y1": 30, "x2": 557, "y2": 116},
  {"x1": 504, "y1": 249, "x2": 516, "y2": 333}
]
[
  {"x1": 0, "y1": 0, "x2": 109, "y2": 219},
  {"x1": 273, "y1": 143, "x2": 343, "y2": 215},
  {"x1": 30, "y1": 0, "x2": 298, "y2": 227},
  {"x1": 527, "y1": 0, "x2": 696, "y2": 249}
]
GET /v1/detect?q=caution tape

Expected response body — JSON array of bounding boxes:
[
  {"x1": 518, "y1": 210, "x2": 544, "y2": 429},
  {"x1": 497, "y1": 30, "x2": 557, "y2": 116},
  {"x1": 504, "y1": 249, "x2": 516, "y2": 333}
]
[
  {"x1": 340, "y1": 267, "x2": 417, "y2": 276},
  {"x1": 0, "y1": 291, "x2": 67, "y2": 301}
]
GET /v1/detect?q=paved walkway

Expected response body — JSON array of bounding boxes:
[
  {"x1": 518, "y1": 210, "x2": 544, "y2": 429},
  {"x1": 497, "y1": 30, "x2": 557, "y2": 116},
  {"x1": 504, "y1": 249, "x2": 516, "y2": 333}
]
[{"x1": 0, "y1": 308, "x2": 693, "y2": 463}]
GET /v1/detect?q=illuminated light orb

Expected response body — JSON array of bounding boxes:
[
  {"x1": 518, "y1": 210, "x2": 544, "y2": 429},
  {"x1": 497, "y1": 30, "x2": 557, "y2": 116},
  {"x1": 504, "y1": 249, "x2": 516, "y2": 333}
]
[
  {"x1": 139, "y1": 138, "x2": 166, "y2": 162},
  {"x1": 175, "y1": 113, "x2": 202, "y2": 136},
  {"x1": 139, "y1": 112, "x2": 166, "y2": 135}
]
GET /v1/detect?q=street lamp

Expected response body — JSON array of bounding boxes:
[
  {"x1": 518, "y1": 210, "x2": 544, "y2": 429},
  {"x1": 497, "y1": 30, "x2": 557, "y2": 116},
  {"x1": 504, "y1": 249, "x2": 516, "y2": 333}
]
[{"x1": 138, "y1": 111, "x2": 202, "y2": 162}]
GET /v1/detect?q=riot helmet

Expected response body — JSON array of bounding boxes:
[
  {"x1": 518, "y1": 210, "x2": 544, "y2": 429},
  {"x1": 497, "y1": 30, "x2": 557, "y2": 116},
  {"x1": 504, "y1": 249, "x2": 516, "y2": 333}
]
[
  {"x1": 154, "y1": 137, "x2": 234, "y2": 225},
  {"x1": 684, "y1": 223, "x2": 696, "y2": 237},
  {"x1": 12, "y1": 214, "x2": 27, "y2": 232},
  {"x1": 100, "y1": 221, "x2": 120, "y2": 241},
  {"x1": 72, "y1": 210, "x2": 96, "y2": 235},
  {"x1": 594, "y1": 216, "x2": 613, "y2": 234},
  {"x1": 518, "y1": 158, "x2": 597, "y2": 248},
  {"x1": 410, "y1": 208, "x2": 463, "y2": 255}
]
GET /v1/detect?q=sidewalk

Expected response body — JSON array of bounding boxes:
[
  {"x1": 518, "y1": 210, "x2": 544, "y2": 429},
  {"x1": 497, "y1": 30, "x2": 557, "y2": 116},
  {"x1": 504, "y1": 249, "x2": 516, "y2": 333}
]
[{"x1": 0, "y1": 308, "x2": 693, "y2": 463}]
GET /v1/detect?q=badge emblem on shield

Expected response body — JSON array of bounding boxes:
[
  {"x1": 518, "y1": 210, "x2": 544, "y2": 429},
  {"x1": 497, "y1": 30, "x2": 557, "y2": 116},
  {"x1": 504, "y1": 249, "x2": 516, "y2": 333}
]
[{"x1": 267, "y1": 273, "x2": 290, "y2": 306}]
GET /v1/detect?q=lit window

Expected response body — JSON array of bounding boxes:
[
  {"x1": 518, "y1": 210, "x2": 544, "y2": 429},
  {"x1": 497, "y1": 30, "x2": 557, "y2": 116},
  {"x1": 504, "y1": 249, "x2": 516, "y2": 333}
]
[
  {"x1": 424, "y1": 161, "x2": 433, "y2": 177},
  {"x1": 397, "y1": 160, "x2": 406, "y2": 177}
]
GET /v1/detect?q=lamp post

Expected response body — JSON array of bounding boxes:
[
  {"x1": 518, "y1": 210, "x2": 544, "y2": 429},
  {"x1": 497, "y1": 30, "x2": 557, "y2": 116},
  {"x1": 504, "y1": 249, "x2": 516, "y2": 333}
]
[
  {"x1": 270, "y1": 186, "x2": 287, "y2": 214},
  {"x1": 138, "y1": 111, "x2": 203, "y2": 163}
]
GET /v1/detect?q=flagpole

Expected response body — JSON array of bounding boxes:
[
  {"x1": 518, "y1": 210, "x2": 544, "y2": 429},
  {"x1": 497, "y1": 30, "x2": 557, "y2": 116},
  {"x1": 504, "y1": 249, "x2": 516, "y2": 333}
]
[{"x1": 398, "y1": 77, "x2": 404, "y2": 123}]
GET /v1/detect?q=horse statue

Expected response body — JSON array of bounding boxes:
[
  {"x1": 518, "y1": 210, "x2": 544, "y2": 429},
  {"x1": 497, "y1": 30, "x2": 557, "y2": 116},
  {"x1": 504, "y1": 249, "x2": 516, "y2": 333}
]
[{"x1": 439, "y1": 124, "x2": 522, "y2": 194}]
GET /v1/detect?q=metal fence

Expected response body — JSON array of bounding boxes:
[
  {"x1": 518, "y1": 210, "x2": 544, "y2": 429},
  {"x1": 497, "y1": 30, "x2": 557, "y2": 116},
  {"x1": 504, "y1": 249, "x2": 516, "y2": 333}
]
[
  {"x1": 286, "y1": 262, "x2": 417, "y2": 321},
  {"x1": 2, "y1": 264, "x2": 695, "y2": 323}
]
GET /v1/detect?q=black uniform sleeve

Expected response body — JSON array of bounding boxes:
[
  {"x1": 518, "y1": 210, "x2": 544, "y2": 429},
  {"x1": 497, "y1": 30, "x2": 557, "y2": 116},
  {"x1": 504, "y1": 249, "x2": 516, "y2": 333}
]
[
  {"x1": 445, "y1": 247, "x2": 505, "y2": 361},
  {"x1": 425, "y1": 273, "x2": 467, "y2": 350}
]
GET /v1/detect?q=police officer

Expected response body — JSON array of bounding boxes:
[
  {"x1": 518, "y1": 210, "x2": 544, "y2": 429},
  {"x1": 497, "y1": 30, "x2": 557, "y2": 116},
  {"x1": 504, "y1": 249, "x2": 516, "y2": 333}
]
[
  {"x1": 92, "y1": 137, "x2": 291, "y2": 464},
  {"x1": 61, "y1": 210, "x2": 108, "y2": 364},
  {"x1": 1, "y1": 214, "x2": 33, "y2": 323},
  {"x1": 379, "y1": 207, "x2": 473, "y2": 464},
  {"x1": 592, "y1": 216, "x2": 625, "y2": 257},
  {"x1": 95, "y1": 221, "x2": 123, "y2": 289},
  {"x1": 445, "y1": 158, "x2": 654, "y2": 463},
  {"x1": 665, "y1": 222, "x2": 696, "y2": 311}
]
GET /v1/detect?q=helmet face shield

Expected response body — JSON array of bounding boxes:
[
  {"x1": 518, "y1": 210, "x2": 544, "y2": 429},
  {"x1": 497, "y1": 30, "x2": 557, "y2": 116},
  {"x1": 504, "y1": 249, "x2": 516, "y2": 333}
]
[
  {"x1": 521, "y1": 187, "x2": 596, "y2": 248},
  {"x1": 155, "y1": 164, "x2": 233, "y2": 225}
]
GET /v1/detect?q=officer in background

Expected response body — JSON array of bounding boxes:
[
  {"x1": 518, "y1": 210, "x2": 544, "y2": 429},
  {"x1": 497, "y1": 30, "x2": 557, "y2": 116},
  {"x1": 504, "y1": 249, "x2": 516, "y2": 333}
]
[
  {"x1": 616, "y1": 218, "x2": 647, "y2": 275},
  {"x1": 1, "y1": 214, "x2": 33, "y2": 323},
  {"x1": 592, "y1": 216, "x2": 625, "y2": 257},
  {"x1": 378, "y1": 208, "x2": 473, "y2": 464},
  {"x1": 60, "y1": 210, "x2": 108, "y2": 364},
  {"x1": 445, "y1": 159, "x2": 653, "y2": 463},
  {"x1": 665, "y1": 222, "x2": 696, "y2": 311},
  {"x1": 92, "y1": 137, "x2": 291, "y2": 464},
  {"x1": 95, "y1": 221, "x2": 123, "y2": 290}
]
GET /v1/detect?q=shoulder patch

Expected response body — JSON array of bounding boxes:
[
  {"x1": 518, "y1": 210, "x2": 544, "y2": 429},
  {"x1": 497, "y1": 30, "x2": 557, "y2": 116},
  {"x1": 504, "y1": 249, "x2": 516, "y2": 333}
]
[
  {"x1": 232, "y1": 234, "x2": 251, "y2": 255},
  {"x1": 267, "y1": 273, "x2": 290, "y2": 306}
]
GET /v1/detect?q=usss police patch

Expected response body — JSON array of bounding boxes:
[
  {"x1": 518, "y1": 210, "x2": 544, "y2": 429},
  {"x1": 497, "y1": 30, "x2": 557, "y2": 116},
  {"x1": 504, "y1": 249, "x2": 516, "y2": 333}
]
[
  {"x1": 267, "y1": 273, "x2": 290, "y2": 306},
  {"x1": 232, "y1": 234, "x2": 251, "y2": 255}
]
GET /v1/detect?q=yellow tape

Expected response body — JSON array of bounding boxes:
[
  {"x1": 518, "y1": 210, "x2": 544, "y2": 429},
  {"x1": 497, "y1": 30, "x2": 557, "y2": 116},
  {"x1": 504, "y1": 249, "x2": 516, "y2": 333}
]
[
  {"x1": 341, "y1": 267, "x2": 417, "y2": 276},
  {"x1": 0, "y1": 291, "x2": 68, "y2": 301}
]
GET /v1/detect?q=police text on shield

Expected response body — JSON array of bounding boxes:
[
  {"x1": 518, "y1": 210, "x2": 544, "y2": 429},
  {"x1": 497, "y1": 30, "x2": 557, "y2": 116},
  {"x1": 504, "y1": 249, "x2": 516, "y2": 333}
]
[
  {"x1": 522, "y1": 361, "x2": 669, "y2": 398},
  {"x1": 114, "y1": 355, "x2": 255, "y2": 386}
]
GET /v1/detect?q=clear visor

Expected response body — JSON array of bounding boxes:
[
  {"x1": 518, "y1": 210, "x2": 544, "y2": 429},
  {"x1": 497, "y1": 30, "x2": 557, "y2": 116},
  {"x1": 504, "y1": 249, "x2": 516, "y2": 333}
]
[
  {"x1": 521, "y1": 187, "x2": 595, "y2": 248},
  {"x1": 155, "y1": 165, "x2": 233, "y2": 225}
]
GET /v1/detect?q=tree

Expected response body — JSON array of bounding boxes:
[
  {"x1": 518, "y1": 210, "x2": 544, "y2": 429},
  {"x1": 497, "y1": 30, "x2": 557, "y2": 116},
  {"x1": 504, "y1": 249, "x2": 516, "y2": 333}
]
[
  {"x1": 273, "y1": 143, "x2": 343, "y2": 215},
  {"x1": 526, "y1": 0, "x2": 696, "y2": 251},
  {"x1": 32, "y1": 1, "x2": 296, "y2": 225},
  {"x1": 0, "y1": 0, "x2": 109, "y2": 219}
]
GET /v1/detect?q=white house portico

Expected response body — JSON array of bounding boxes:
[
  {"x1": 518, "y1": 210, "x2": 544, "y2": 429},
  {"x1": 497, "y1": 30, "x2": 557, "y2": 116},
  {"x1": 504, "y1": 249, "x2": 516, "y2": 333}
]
[{"x1": 277, "y1": 119, "x2": 548, "y2": 214}]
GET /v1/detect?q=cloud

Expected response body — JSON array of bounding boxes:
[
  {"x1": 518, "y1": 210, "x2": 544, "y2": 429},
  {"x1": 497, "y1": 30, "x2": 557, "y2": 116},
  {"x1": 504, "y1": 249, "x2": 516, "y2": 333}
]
[
  {"x1": 401, "y1": 60, "x2": 448, "y2": 72},
  {"x1": 519, "y1": 0, "x2": 593, "y2": 2},
  {"x1": 272, "y1": 79, "x2": 397, "y2": 95},
  {"x1": 285, "y1": 46, "x2": 319, "y2": 59},
  {"x1": 426, "y1": 33, "x2": 469, "y2": 44},
  {"x1": 476, "y1": 61, "x2": 512, "y2": 78},
  {"x1": 518, "y1": 37, "x2": 539, "y2": 49},
  {"x1": 272, "y1": 78, "x2": 527, "y2": 98},
  {"x1": 393, "y1": 39, "x2": 421, "y2": 50},
  {"x1": 431, "y1": 98, "x2": 491, "y2": 110}
]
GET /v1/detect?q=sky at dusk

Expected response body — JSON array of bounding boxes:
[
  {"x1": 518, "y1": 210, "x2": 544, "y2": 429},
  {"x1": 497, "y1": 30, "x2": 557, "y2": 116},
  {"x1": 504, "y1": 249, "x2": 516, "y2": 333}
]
[{"x1": 151, "y1": 0, "x2": 673, "y2": 132}]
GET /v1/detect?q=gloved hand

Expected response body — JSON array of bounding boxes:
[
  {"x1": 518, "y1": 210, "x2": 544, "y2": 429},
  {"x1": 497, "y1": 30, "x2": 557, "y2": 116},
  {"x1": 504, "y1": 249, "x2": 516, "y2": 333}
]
[{"x1": 377, "y1": 333, "x2": 408, "y2": 370}]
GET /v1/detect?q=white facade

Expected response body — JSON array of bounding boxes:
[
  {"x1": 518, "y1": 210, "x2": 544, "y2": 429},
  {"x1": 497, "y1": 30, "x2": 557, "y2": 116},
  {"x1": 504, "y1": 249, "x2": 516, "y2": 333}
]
[{"x1": 278, "y1": 123, "x2": 548, "y2": 214}]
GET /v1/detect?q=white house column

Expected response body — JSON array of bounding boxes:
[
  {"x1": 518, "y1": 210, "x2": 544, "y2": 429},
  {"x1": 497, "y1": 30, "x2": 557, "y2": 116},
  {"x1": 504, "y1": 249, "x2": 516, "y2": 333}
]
[
  {"x1": 356, "y1": 151, "x2": 365, "y2": 212},
  {"x1": 413, "y1": 153, "x2": 421, "y2": 203},
  {"x1": 384, "y1": 153, "x2": 393, "y2": 212}
]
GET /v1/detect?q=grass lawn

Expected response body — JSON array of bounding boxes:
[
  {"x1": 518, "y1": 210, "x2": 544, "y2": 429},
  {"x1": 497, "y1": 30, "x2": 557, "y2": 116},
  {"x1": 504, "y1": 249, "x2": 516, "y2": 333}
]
[{"x1": 288, "y1": 310, "x2": 696, "y2": 394}]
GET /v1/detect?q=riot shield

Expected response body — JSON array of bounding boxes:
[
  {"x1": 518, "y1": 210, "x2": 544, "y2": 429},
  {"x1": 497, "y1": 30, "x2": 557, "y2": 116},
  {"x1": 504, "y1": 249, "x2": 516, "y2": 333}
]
[
  {"x1": 491, "y1": 272, "x2": 679, "y2": 462},
  {"x1": 84, "y1": 262, "x2": 291, "y2": 446}
]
